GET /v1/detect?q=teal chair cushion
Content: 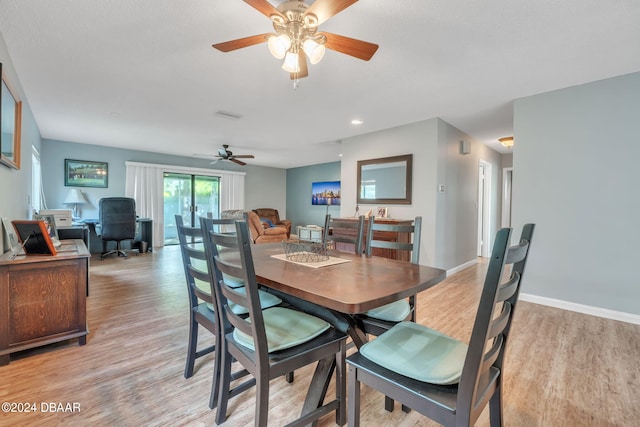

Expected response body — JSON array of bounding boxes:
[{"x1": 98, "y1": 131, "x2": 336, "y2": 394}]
[
  {"x1": 233, "y1": 306, "x2": 331, "y2": 353},
  {"x1": 364, "y1": 299, "x2": 411, "y2": 322},
  {"x1": 360, "y1": 321, "x2": 468, "y2": 385},
  {"x1": 222, "y1": 273, "x2": 244, "y2": 288},
  {"x1": 206, "y1": 287, "x2": 282, "y2": 315}
]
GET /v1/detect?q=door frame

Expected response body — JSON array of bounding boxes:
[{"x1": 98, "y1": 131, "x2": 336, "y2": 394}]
[
  {"x1": 502, "y1": 167, "x2": 513, "y2": 228},
  {"x1": 477, "y1": 160, "x2": 492, "y2": 257}
]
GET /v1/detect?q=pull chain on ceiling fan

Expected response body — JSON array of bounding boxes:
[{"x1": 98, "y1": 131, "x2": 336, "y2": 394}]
[{"x1": 212, "y1": 0, "x2": 378, "y2": 83}]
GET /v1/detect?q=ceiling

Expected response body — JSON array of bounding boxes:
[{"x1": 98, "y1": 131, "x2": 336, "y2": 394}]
[{"x1": 0, "y1": 0, "x2": 639, "y2": 169}]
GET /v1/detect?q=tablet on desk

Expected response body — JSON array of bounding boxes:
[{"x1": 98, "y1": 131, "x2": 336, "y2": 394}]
[{"x1": 11, "y1": 220, "x2": 57, "y2": 255}]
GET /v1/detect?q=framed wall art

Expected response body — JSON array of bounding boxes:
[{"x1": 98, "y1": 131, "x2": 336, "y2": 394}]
[
  {"x1": 0, "y1": 63, "x2": 22, "y2": 170},
  {"x1": 311, "y1": 180, "x2": 341, "y2": 206},
  {"x1": 65, "y1": 159, "x2": 108, "y2": 188}
]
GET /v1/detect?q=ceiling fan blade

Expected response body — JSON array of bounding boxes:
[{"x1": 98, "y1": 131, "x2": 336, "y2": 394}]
[
  {"x1": 231, "y1": 155, "x2": 255, "y2": 159},
  {"x1": 230, "y1": 158, "x2": 247, "y2": 166},
  {"x1": 209, "y1": 159, "x2": 220, "y2": 165},
  {"x1": 243, "y1": 0, "x2": 283, "y2": 19},
  {"x1": 290, "y1": 53, "x2": 309, "y2": 80},
  {"x1": 305, "y1": 0, "x2": 358, "y2": 25},
  {"x1": 212, "y1": 33, "x2": 270, "y2": 52},
  {"x1": 322, "y1": 32, "x2": 378, "y2": 61}
]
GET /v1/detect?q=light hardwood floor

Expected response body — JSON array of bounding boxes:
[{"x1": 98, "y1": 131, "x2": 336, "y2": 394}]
[{"x1": 1, "y1": 246, "x2": 638, "y2": 426}]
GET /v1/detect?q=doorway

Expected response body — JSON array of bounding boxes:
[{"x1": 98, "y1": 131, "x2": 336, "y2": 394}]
[
  {"x1": 163, "y1": 172, "x2": 220, "y2": 245},
  {"x1": 502, "y1": 167, "x2": 513, "y2": 228},
  {"x1": 477, "y1": 161, "x2": 492, "y2": 257}
]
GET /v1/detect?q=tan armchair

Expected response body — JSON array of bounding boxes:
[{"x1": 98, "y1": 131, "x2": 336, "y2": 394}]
[
  {"x1": 247, "y1": 211, "x2": 288, "y2": 244},
  {"x1": 253, "y1": 208, "x2": 292, "y2": 238}
]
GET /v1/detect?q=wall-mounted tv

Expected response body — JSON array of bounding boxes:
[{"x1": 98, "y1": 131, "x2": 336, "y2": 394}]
[{"x1": 312, "y1": 181, "x2": 341, "y2": 206}]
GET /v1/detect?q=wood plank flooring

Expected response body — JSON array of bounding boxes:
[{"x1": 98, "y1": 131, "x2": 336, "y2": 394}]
[{"x1": 1, "y1": 246, "x2": 638, "y2": 426}]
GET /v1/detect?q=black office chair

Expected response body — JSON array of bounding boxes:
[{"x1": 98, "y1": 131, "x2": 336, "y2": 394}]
[
  {"x1": 347, "y1": 224, "x2": 535, "y2": 427},
  {"x1": 99, "y1": 197, "x2": 137, "y2": 259}
]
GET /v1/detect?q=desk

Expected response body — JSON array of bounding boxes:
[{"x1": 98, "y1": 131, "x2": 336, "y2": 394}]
[
  {"x1": 0, "y1": 240, "x2": 90, "y2": 365},
  {"x1": 84, "y1": 218, "x2": 153, "y2": 254}
]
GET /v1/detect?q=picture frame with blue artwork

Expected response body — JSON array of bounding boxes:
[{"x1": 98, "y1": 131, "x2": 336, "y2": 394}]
[{"x1": 311, "y1": 181, "x2": 341, "y2": 206}]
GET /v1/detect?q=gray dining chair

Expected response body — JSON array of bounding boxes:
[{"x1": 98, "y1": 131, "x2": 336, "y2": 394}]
[
  {"x1": 201, "y1": 217, "x2": 347, "y2": 426},
  {"x1": 176, "y1": 216, "x2": 282, "y2": 411},
  {"x1": 346, "y1": 224, "x2": 535, "y2": 427},
  {"x1": 323, "y1": 214, "x2": 365, "y2": 254},
  {"x1": 175, "y1": 215, "x2": 222, "y2": 409},
  {"x1": 361, "y1": 215, "x2": 422, "y2": 337}
]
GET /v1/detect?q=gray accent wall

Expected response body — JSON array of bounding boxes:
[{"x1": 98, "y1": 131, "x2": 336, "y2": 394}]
[
  {"x1": 41, "y1": 139, "x2": 286, "y2": 220},
  {"x1": 286, "y1": 161, "x2": 341, "y2": 233},
  {"x1": 513, "y1": 71, "x2": 640, "y2": 315}
]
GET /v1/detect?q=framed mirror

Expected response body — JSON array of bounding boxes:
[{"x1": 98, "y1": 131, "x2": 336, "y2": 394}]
[
  {"x1": 1, "y1": 63, "x2": 22, "y2": 170},
  {"x1": 357, "y1": 154, "x2": 413, "y2": 205}
]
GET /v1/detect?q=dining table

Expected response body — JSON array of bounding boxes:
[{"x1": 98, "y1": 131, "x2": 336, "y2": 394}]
[{"x1": 248, "y1": 242, "x2": 447, "y2": 419}]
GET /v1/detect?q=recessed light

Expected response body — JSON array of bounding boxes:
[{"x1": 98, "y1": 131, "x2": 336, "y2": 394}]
[{"x1": 351, "y1": 119, "x2": 364, "y2": 125}]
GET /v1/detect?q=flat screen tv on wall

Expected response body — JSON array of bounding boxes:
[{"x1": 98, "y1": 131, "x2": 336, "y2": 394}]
[{"x1": 312, "y1": 181, "x2": 341, "y2": 206}]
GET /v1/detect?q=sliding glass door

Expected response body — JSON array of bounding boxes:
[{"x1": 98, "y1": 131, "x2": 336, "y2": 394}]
[{"x1": 163, "y1": 172, "x2": 220, "y2": 245}]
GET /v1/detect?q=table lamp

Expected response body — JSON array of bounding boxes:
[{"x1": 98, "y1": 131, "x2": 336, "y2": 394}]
[{"x1": 64, "y1": 189, "x2": 88, "y2": 218}]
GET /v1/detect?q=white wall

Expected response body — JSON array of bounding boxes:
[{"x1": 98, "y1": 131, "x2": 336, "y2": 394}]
[
  {"x1": 341, "y1": 118, "x2": 502, "y2": 270},
  {"x1": 341, "y1": 119, "x2": 440, "y2": 266},
  {"x1": 513, "y1": 71, "x2": 640, "y2": 316},
  {"x1": 435, "y1": 120, "x2": 502, "y2": 269},
  {"x1": 0, "y1": 33, "x2": 41, "y2": 252}
]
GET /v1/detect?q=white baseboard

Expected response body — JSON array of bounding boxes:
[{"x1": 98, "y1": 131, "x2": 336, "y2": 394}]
[
  {"x1": 446, "y1": 259, "x2": 477, "y2": 276},
  {"x1": 520, "y1": 293, "x2": 640, "y2": 325}
]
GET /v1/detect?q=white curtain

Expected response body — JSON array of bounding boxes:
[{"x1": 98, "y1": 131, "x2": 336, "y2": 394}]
[{"x1": 125, "y1": 161, "x2": 245, "y2": 248}]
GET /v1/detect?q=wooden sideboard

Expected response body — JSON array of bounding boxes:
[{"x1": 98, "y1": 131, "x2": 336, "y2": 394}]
[
  {"x1": 329, "y1": 217, "x2": 413, "y2": 261},
  {"x1": 0, "y1": 239, "x2": 90, "y2": 365}
]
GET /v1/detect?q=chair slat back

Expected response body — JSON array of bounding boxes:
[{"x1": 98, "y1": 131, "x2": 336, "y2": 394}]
[
  {"x1": 457, "y1": 224, "x2": 534, "y2": 422},
  {"x1": 323, "y1": 215, "x2": 365, "y2": 254},
  {"x1": 201, "y1": 217, "x2": 270, "y2": 358},
  {"x1": 176, "y1": 215, "x2": 214, "y2": 307},
  {"x1": 365, "y1": 216, "x2": 422, "y2": 264}
]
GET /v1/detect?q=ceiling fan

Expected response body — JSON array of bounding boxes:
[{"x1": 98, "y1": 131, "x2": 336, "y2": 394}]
[
  {"x1": 205, "y1": 145, "x2": 255, "y2": 166},
  {"x1": 212, "y1": 0, "x2": 379, "y2": 80}
]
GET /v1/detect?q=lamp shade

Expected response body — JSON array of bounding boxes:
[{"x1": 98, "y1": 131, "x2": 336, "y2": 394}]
[
  {"x1": 267, "y1": 34, "x2": 291, "y2": 59},
  {"x1": 64, "y1": 189, "x2": 88, "y2": 205},
  {"x1": 303, "y1": 38, "x2": 325, "y2": 64},
  {"x1": 282, "y1": 51, "x2": 300, "y2": 73}
]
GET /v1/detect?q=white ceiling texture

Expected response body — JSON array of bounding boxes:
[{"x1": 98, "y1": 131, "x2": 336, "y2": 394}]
[{"x1": 0, "y1": 0, "x2": 639, "y2": 168}]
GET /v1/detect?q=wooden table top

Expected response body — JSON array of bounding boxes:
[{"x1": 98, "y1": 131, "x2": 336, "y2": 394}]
[{"x1": 250, "y1": 243, "x2": 446, "y2": 314}]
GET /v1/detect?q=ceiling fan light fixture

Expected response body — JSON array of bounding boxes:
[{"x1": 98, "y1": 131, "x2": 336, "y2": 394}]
[
  {"x1": 303, "y1": 38, "x2": 325, "y2": 64},
  {"x1": 282, "y1": 51, "x2": 300, "y2": 73},
  {"x1": 267, "y1": 34, "x2": 291, "y2": 59}
]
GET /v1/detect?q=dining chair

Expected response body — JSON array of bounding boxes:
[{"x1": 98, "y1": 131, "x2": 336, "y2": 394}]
[
  {"x1": 361, "y1": 215, "x2": 422, "y2": 336},
  {"x1": 346, "y1": 224, "x2": 535, "y2": 427},
  {"x1": 201, "y1": 217, "x2": 348, "y2": 426},
  {"x1": 176, "y1": 216, "x2": 282, "y2": 410},
  {"x1": 323, "y1": 214, "x2": 365, "y2": 254},
  {"x1": 175, "y1": 215, "x2": 221, "y2": 409}
]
